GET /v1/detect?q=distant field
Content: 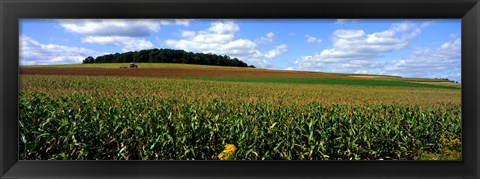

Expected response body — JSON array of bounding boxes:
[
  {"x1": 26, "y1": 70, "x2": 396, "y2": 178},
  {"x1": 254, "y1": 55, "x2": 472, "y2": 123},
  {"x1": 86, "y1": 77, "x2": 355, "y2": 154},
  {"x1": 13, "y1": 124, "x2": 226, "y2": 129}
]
[
  {"x1": 20, "y1": 75, "x2": 460, "y2": 105},
  {"x1": 20, "y1": 63, "x2": 460, "y2": 87},
  {"x1": 21, "y1": 64, "x2": 344, "y2": 79},
  {"x1": 191, "y1": 77, "x2": 460, "y2": 89},
  {"x1": 19, "y1": 63, "x2": 462, "y2": 160}
]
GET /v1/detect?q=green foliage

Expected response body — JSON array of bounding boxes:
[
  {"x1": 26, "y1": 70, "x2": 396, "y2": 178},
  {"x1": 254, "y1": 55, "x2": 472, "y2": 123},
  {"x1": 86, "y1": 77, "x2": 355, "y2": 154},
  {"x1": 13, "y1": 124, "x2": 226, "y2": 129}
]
[
  {"x1": 19, "y1": 92, "x2": 461, "y2": 160},
  {"x1": 82, "y1": 56, "x2": 94, "y2": 64},
  {"x1": 416, "y1": 135, "x2": 461, "y2": 160},
  {"x1": 85, "y1": 48, "x2": 252, "y2": 68}
]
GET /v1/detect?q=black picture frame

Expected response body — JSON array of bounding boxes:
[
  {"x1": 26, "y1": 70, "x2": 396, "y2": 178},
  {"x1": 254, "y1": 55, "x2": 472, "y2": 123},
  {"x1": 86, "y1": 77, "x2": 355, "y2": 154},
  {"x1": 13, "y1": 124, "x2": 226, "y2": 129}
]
[{"x1": 1, "y1": 0, "x2": 479, "y2": 178}]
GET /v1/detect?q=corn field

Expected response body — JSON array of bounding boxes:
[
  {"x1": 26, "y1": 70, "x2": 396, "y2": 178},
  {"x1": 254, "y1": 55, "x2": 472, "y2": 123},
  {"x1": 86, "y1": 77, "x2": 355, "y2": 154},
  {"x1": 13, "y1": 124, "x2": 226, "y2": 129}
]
[{"x1": 19, "y1": 74, "x2": 462, "y2": 160}]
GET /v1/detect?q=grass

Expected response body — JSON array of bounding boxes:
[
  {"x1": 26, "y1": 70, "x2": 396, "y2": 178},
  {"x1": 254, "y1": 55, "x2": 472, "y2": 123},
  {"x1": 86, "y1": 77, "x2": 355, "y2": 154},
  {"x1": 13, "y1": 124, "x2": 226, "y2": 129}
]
[{"x1": 190, "y1": 77, "x2": 461, "y2": 90}]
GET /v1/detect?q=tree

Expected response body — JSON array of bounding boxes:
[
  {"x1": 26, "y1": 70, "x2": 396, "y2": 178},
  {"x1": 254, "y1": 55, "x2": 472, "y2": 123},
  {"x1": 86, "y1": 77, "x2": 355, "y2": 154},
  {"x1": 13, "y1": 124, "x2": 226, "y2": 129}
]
[
  {"x1": 86, "y1": 48, "x2": 254, "y2": 68},
  {"x1": 83, "y1": 56, "x2": 94, "y2": 64}
]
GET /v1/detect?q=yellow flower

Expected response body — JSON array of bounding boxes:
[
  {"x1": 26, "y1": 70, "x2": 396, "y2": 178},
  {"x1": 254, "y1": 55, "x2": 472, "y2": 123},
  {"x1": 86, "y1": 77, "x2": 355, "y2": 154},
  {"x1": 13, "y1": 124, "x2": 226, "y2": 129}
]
[{"x1": 218, "y1": 144, "x2": 237, "y2": 160}]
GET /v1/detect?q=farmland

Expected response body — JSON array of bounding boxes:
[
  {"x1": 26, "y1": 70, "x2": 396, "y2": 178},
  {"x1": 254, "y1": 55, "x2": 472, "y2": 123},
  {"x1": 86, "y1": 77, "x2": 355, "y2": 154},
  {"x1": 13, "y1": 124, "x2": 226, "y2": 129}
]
[{"x1": 19, "y1": 63, "x2": 461, "y2": 160}]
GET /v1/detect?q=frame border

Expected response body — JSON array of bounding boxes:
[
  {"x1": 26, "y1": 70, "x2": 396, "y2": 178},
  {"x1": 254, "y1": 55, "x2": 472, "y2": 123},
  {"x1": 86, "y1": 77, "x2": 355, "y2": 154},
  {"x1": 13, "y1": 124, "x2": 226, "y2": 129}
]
[{"x1": 1, "y1": 0, "x2": 479, "y2": 178}]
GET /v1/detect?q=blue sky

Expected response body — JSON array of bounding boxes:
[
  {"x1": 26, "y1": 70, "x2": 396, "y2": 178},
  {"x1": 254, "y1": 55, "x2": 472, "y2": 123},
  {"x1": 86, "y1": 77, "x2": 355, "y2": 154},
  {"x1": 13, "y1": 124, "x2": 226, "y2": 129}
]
[{"x1": 20, "y1": 19, "x2": 461, "y2": 82}]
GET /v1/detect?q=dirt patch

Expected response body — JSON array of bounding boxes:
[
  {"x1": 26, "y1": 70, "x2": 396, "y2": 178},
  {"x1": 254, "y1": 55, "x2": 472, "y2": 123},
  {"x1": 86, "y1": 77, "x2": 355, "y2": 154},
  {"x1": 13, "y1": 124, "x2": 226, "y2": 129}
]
[
  {"x1": 20, "y1": 67, "x2": 348, "y2": 79},
  {"x1": 348, "y1": 75, "x2": 382, "y2": 79}
]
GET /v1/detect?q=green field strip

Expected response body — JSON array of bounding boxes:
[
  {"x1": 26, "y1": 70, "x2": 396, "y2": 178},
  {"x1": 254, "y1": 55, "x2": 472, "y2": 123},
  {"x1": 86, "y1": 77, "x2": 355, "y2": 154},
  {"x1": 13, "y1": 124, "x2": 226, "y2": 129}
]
[{"x1": 189, "y1": 77, "x2": 461, "y2": 89}]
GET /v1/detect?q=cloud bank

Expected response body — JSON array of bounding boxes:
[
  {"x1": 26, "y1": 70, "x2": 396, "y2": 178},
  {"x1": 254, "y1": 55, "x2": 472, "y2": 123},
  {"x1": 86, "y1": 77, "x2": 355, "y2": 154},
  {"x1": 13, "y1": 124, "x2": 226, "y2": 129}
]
[
  {"x1": 59, "y1": 19, "x2": 192, "y2": 52},
  {"x1": 292, "y1": 21, "x2": 460, "y2": 82},
  {"x1": 164, "y1": 21, "x2": 288, "y2": 67},
  {"x1": 20, "y1": 36, "x2": 101, "y2": 65},
  {"x1": 294, "y1": 21, "x2": 425, "y2": 73},
  {"x1": 385, "y1": 37, "x2": 461, "y2": 82}
]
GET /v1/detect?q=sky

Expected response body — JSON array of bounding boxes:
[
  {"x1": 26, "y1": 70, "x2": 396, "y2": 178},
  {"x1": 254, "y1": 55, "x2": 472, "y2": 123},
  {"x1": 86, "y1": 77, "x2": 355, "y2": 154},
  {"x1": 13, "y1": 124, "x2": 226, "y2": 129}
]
[{"x1": 20, "y1": 19, "x2": 461, "y2": 82}]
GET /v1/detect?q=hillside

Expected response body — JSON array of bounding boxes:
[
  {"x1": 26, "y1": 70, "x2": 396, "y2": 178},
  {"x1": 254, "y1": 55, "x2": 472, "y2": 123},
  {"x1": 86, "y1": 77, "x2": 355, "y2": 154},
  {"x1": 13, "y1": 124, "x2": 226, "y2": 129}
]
[{"x1": 20, "y1": 63, "x2": 461, "y2": 89}]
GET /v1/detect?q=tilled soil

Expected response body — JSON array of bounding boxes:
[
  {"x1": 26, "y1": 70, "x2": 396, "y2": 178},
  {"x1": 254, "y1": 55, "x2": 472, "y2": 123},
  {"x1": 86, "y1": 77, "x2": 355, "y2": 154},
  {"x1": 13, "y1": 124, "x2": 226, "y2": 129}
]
[{"x1": 20, "y1": 67, "x2": 347, "y2": 78}]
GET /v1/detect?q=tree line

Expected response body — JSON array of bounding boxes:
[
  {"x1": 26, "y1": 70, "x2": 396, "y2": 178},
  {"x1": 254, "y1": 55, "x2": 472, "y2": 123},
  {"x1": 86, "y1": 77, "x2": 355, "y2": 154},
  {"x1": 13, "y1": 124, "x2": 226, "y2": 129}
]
[{"x1": 83, "y1": 48, "x2": 255, "y2": 68}]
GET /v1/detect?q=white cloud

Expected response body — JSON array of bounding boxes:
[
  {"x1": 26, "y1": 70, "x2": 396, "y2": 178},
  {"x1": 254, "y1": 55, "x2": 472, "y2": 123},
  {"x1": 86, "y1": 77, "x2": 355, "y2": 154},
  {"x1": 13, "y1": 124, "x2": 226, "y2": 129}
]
[
  {"x1": 59, "y1": 19, "x2": 193, "y2": 37},
  {"x1": 159, "y1": 19, "x2": 193, "y2": 26},
  {"x1": 258, "y1": 32, "x2": 275, "y2": 43},
  {"x1": 294, "y1": 21, "x2": 425, "y2": 73},
  {"x1": 448, "y1": 33, "x2": 458, "y2": 39},
  {"x1": 385, "y1": 37, "x2": 461, "y2": 82},
  {"x1": 58, "y1": 19, "x2": 193, "y2": 52},
  {"x1": 266, "y1": 32, "x2": 274, "y2": 38},
  {"x1": 180, "y1": 30, "x2": 196, "y2": 38},
  {"x1": 82, "y1": 36, "x2": 153, "y2": 52},
  {"x1": 20, "y1": 36, "x2": 101, "y2": 65},
  {"x1": 59, "y1": 19, "x2": 161, "y2": 37},
  {"x1": 420, "y1": 20, "x2": 436, "y2": 28},
  {"x1": 305, "y1": 35, "x2": 322, "y2": 44},
  {"x1": 264, "y1": 44, "x2": 288, "y2": 58},
  {"x1": 164, "y1": 20, "x2": 279, "y2": 68},
  {"x1": 207, "y1": 21, "x2": 240, "y2": 34}
]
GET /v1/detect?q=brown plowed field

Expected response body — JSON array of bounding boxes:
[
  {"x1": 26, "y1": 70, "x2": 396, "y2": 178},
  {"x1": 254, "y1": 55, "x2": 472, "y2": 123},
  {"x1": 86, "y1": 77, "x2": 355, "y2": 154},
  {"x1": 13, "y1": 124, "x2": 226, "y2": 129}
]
[{"x1": 20, "y1": 67, "x2": 347, "y2": 78}]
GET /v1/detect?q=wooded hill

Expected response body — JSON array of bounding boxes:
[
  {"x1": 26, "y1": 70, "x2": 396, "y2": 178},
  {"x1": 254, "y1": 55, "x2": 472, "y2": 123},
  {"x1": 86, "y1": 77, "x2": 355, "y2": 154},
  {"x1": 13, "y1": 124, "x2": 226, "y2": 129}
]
[{"x1": 83, "y1": 48, "x2": 255, "y2": 68}]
